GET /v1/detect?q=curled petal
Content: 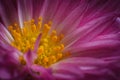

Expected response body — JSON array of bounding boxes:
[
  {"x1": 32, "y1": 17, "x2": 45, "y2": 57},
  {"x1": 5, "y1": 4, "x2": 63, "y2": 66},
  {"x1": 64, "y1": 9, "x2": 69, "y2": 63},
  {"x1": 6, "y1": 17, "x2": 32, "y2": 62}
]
[{"x1": 24, "y1": 50, "x2": 34, "y2": 66}]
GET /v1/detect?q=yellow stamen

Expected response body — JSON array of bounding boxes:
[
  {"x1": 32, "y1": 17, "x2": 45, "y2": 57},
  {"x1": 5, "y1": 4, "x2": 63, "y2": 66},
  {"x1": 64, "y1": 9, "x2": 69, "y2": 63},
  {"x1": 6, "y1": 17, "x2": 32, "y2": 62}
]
[
  {"x1": 8, "y1": 17, "x2": 70, "y2": 67},
  {"x1": 19, "y1": 56, "x2": 26, "y2": 65}
]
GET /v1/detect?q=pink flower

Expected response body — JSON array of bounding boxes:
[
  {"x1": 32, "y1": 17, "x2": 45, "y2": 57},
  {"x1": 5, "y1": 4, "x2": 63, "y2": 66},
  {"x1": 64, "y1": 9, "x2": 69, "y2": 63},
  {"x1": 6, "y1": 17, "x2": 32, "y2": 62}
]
[{"x1": 0, "y1": 0, "x2": 120, "y2": 80}]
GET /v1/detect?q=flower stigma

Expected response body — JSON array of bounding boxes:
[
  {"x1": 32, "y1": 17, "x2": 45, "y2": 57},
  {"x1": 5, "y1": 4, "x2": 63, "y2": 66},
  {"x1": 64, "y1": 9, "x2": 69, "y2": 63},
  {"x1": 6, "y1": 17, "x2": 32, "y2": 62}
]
[{"x1": 8, "y1": 17, "x2": 70, "y2": 67}]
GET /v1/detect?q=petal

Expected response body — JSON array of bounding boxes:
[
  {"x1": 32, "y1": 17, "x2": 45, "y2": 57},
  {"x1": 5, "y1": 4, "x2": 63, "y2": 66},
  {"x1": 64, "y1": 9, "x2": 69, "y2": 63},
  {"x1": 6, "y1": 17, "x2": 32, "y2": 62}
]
[
  {"x1": 51, "y1": 57, "x2": 120, "y2": 80},
  {"x1": 61, "y1": 0, "x2": 120, "y2": 47},
  {"x1": 52, "y1": 64, "x2": 84, "y2": 80},
  {"x1": 24, "y1": 50, "x2": 34, "y2": 66},
  {"x1": 24, "y1": 34, "x2": 42, "y2": 66},
  {"x1": 0, "y1": 69, "x2": 11, "y2": 79},
  {"x1": 0, "y1": 40, "x2": 23, "y2": 79},
  {"x1": 52, "y1": 0, "x2": 81, "y2": 34},
  {"x1": 66, "y1": 33, "x2": 120, "y2": 58},
  {"x1": 63, "y1": 15, "x2": 119, "y2": 47},
  {"x1": 17, "y1": 0, "x2": 33, "y2": 27},
  {"x1": 0, "y1": 0, "x2": 18, "y2": 26},
  {"x1": 33, "y1": 33, "x2": 42, "y2": 54},
  {"x1": 63, "y1": 14, "x2": 120, "y2": 58},
  {"x1": 32, "y1": 0, "x2": 44, "y2": 20},
  {"x1": 0, "y1": 40, "x2": 21, "y2": 63},
  {"x1": 0, "y1": 23, "x2": 14, "y2": 44},
  {"x1": 30, "y1": 65, "x2": 54, "y2": 80}
]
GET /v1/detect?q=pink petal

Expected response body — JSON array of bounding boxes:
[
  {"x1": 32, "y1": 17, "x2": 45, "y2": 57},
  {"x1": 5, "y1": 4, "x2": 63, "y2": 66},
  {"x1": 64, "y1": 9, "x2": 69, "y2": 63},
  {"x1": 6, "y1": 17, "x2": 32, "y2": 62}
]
[
  {"x1": 51, "y1": 57, "x2": 120, "y2": 80},
  {"x1": 17, "y1": 0, "x2": 33, "y2": 27},
  {"x1": 0, "y1": 69, "x2": 11, "y2": 79},
  {"x1": 0, "y1": 0, "x2": 18, "y2": 26},
  {"x1": 0, "y1": 23, "x2": 13, "y2": 44},
  {"x1": 24, "y1": 50, "x2": 34, "y2": 66},
  {"x1": 30, "y1": 65, "x2": 54, "y2": 80},
  {"x1": 24, "y1": 34, "x2": 41, "y2": 66},
  {"x1": 0, "y1": 40, "x2": 23, "y2": 79},
  {"x1": 32, "y1": 0, "x2": 44, "y2": 20},
  {"x1": 33, "y1": 33, "x2": 42, "y2": 54}
]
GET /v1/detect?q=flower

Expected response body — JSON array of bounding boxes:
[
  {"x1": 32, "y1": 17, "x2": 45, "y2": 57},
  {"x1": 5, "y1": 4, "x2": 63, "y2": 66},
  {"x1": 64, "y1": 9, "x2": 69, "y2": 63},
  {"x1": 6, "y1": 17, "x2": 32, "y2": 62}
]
[{"x1": 0, "y1": 0, "x2": 120, "y2": 80}]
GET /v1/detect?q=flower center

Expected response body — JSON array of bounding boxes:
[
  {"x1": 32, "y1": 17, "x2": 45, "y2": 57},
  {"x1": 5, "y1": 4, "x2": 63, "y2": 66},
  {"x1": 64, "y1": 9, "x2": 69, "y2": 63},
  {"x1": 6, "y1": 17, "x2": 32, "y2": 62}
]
[{"x1": 8, "y1": 17, "x2": 70, "y2": 67}]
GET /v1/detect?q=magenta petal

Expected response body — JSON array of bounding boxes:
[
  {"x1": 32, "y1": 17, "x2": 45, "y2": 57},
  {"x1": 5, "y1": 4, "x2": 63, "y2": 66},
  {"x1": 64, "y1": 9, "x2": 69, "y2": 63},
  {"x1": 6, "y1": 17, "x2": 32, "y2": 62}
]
[
  {"x1": 0, "y1": 40, "x2": 20, "y2": 64},
  {"x1": 0, "y1": 0, "x2": 120, "y2": 80},
  {"x1": 17, "y1": 0, "x2": 33, "y2": 27},
  {"x1": 32, "y1": 0, "x2": 44, "y2": 20},
  {"x1": 33, "y1": 33, "x2": 42, "y2": 54},
  {"x1": 0, "y1": 41, "x2": 23, "y2": 79},
  {"x1": 24, "y1": 34, "x2": 41, "y2": 66},
  {"x1": 0, "y1": 23, "x2": 13, "y2": 44},
  {"x1": 51, "y1": 57, "x2": 120, "y2": 80},
  {"x1": 0, "y1": 69, "x2": 11, "y2": 79},
  {"x1": 30, "y1": 65, "x2": 54, "y2": 80},
  {"x1": 0, "y1": 0, "x2": 18, "y2": 26},
  {"x1": 52, "y1": 64, "x2": 84, "y2": 80},
  {"x1": 24, "y1": 50, "x2": 34, "y2": 66}
]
